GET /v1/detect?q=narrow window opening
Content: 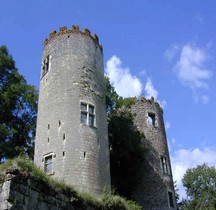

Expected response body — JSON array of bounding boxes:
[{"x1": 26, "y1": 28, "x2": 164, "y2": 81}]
[
  {"x1": 48, "y1": 124, "x2": 50, "y2": 130},
  {"x1": 59, "y1": 120, "x2": 61, "y2": 127},
  {"x1": 44, "y1": 155, "x2": 53, "y2": 174},
  {"x1": 42, "y1": 55, "x2": 50, "y2": 78},
  {"x1": 84, "y1": 151, "x2": 86, "y2": 159},
  {"x1": 63, "y1": 151, "x2": 65, "y2": 157},
  {"x1": 148, "y1": 113, "x2": 156, "y2": 126},
  {"x1": 47, "y1": 138, "x2": 50, "y2": 143},
  {"x1": 63, "y1": 133, "x2": 66, "y2": 140},
  {"x1": 161, "y1": 156, "x2": 170, "y2": 175},
  {"x1": 168, "y1": 191, "x2": 174, "y2": 208}
]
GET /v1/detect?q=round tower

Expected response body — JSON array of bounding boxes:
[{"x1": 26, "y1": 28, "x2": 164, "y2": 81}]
[
  {"x1": 131, "y1": 97, "x2": 176, "y2": 209},
  {"x1": 34, "y1": 26, "x2": 110, "y2": 195}
]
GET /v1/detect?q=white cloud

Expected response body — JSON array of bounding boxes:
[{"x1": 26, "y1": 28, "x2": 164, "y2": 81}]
[
  {"x1": 164, "y1": 44, "x2": 179, "y2": 61},
  {"x1": 171, "y1": 147, "x2": 216, "y2": 199},
  {"x1": 174, "y1": 44, "x2": 212, "y2": 90},
  {"x1": 165, "y1": 43, "x2": 213, "y2": 104},
  {"x1": 144, "y1": 78, "x2": 158, "y2": 99},
  {"x1": 144, "y1": 78, "x2": 167, "y2": 108},
  {"x1": 105, "y1": 56, "x2": 142, "y2": 97},
  {"x1": 105, "y1": 56, "x2": 167, "y2": 107}
]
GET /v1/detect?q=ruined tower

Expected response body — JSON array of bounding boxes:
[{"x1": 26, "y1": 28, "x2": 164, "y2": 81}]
[
  {"x1": 131, "y1": 97, "x2": 176, "y2": 210},
  {"x1": 34, "y1": 26, "x2": 110, "y2": 195}
]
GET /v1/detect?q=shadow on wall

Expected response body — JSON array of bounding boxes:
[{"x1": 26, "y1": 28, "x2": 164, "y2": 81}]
[{"x1": 133, "y1": 141, "x2": 175, "y2": 209}]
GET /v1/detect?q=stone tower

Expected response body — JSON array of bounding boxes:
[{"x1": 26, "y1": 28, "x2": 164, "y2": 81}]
[
  {"x1": 34, "y1": 26, "x2": 110, "y2": 195},
  {"x1": 131, "y1": 97, "x2": 176, "y2": 210}
]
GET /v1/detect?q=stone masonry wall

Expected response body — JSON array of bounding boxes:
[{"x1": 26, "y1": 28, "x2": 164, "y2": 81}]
[
  {"x1": 0, "y1": 168, "x2": 97, "y2": 210},
  {"x1": 131, "y1": 97, "x2": 176, "y2": 210},
  {"x1": 34, "y1": 26, "x2": 110, "y2": 195}
]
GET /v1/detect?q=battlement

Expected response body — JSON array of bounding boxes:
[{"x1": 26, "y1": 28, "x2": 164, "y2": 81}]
[{"x1": 44, "y1": 25, "x2": 103, "y2": 50}]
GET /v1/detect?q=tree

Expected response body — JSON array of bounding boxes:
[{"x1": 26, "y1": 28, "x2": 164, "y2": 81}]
[
  {"x1": 0, "y1": 46, "x2": 38, "y2": 162},
  {"x1": 181, "y1": 164, "x2": 216, "y2": 210},
  {"x1": 106, "y1": 77, "x2": 145, "y2": 199},
  {"x1": 105, "y1": 77, "x2": 119, "y2": 112}
]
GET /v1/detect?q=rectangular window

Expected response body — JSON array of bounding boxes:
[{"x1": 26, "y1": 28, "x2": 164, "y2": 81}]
[
  {"x1": 80, "y1": 102, "x2": 95, "y2": 127},
  {"x1": 44, "y1": 155, "x2": 53, "y2": 174},
  {"x1": 161, "y1": 156, "x2": 171, "y2": 175},
  {"x1": 168, "y1": 191, "x2": 174, "y2": 208}
]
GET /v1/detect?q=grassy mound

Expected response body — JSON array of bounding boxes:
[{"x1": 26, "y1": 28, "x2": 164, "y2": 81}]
[{"x1": 0, "y1": 158, "x2": 141, "y2": 210}]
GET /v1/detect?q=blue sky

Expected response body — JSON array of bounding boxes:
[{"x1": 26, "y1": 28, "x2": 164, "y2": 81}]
[{"x1": 1, "y1": 0, "x2": 215, "y2": 198}]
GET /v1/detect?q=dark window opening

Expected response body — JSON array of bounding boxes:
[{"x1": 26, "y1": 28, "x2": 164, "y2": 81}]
[
  {"x1": 48, "y1": 124, "x2": 50, "y2": 130},
  {"x1": 161, "y1": 156, "x2": 171, "y2": 175},
  {"x1": 63, "y1": 133, "x2": 65, "y2": 140},
  {"x1": 44, "y1": 155, "x2": 53, "y2": 174},
  {"x1": 63, "y1": 151, "x2": 65, "y2": 157},
  {"x1": 41, "y1": 55, "x2": 50, "y2": 78},
  {"x1": 47, "y1": 138, "x2": 49, "y2": 143},
  {"x1": 59, "y1": 120, "x2": 61, "y2": 127},
  {"x1": 148, "y1": 112, "x2": 156, "y2": 126},
  {"x1": 84, "y1": 151, "x2": 86, "y2": 159},
  {"x1": 168, "y1": 191, "x2": 174, "y2": 208}
]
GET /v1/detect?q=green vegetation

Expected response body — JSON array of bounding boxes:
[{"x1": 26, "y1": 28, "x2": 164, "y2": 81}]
[
  {"x1": 0, "y1": 158, "x2": 141, "y2": 210},
  {"x1": 178, "y1": 164, "x2": 216, "y2": 210},
  {"x1": 0, "y1": 46, "x2": 38, "y2": 162},
  {"x1": 106, "y1": 77, "x2": 145, "y2": 199},
  {"x1": 108, "y1": 109, "x2": 144, "y2": 199}
]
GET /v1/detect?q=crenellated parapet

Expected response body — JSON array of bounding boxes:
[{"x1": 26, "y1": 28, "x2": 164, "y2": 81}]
[{"x1": 44, "y1": 25, "x2": 102, "y2": 50}]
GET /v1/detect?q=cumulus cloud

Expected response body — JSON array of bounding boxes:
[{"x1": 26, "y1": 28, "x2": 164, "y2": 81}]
[
  {"x1": 165, "y1": 43, "x2": 213, "y2": 104},
  {"x1": 171, "y1": 147, "x2": 216, "y2": 199},
  {"x1": 144, "y1": 78, "x2": 158, "y2": 99},
  {"x1": 144, "y1": 78, "x2": 167, "y2": 108},
  {"x1": 105, "y1": 56, "x2": 167, "y2": 107},
  {"x1": 105, "y1": 56, "x2": 142, "y2": 97},
  {"x1": 174, "y1": 44, "x2": 212, "y2": 90}
]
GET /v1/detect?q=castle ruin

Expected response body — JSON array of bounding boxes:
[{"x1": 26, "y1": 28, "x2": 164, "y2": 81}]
[{"x1": 34, "y1": 26, "x2": 176, "y2": 210}]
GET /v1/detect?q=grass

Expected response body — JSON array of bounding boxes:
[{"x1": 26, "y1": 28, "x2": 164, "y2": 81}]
[{"x1": 0, "y1": 157, "x2": 141, "y2": 210}]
